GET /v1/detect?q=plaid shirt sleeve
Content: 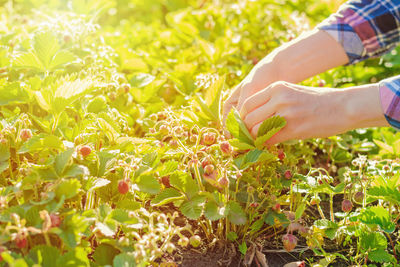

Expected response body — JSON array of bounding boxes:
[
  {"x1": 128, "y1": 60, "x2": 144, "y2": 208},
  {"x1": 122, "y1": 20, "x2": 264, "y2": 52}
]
[
  {"x1": 317, "y1": 0, "x2": 400, "y2": 130},
  {"x1": 317, "y1": 0, "x2": 400, "y2": 64}
]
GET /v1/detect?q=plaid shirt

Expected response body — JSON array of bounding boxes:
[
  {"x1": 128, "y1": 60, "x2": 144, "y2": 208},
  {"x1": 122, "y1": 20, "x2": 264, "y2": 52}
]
[{"x1": 317, "y1": 0, "x2": 400, "y2": 130}]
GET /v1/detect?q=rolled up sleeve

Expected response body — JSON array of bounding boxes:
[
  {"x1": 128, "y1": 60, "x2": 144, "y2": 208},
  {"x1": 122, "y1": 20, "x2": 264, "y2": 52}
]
[
  {"x1": 317, "y1": 0, "x2": 400, "y2": 65},
  {"x1": 379, "y1": 76, "x2": 400, "y2": 130}
]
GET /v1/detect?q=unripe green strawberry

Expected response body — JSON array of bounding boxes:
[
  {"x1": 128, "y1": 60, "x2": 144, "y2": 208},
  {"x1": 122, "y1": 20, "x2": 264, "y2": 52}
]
[
  {"x1": 353, "y1": 191, "x2": 364, "y2": 203},
  {"x1": 204, "y1": 164, "x2": 215, "y2": 175},
  {"x1": 118, "y1": 180, "x2": 129, "y2": 194},
  {"x1": 178, "y1": 236, "x2": 189, "y2": 247},
  {"x1": 169, "y1": 139, "x2": 178, "y2": 149},
  {"x1": 282, "y1": 233, "x2": 297, "y2": 252},
  {"x1": 189, "y1": 235, "x2": 201, "y2": 248},
  {"x1": 202, "y1": 132, "x2": 216, "y2": 146},
  {"x1": 20, "y1": 129, "x2": 32, "y2": 141},
  {"x1": 79, "y1": 145, "x2": 92, "y2": 157},
  {"x1": 341, "y1": 199, "x2": 353, "y2": 213},
  {"x1": 159, "y1": 125, "x2": 169, "y2": 135},
  {"x1": 220, "y1": 141, "x2": 232, "y2": 155}
]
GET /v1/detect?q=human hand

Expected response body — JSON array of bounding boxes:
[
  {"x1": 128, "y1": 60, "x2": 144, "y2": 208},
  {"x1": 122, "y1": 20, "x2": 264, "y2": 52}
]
[{"x1": 239, "y1": 81, "x2": 388, "y2": 145}]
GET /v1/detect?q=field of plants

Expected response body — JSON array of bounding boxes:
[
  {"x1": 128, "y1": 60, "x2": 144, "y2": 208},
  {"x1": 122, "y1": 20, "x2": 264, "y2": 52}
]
[{"x1": 2, "y1": 0, "x2": 400, "y2": 266}]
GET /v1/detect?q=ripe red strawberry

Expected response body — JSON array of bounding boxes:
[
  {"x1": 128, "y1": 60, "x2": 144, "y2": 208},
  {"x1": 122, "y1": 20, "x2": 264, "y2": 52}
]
[
  {"x1": 282, "y1": 234, "x2": 297, "y2": 252},
  {"x1": 220, "y1": 141, "x2": 232, "y2": 155},
  {"x1": 118, "y1": 180, "x2": 130, "y2": 194},
  {"x1": 342, "y1": 199, "x2": 353, "y2": 213},
  {"x1": 80, "y1": 145, "x2": 92, "y2": 157},
  {"x1": 252, "y1": 57, "x2": 259, "y2": 65},
  {"x1": 272, "y1": 203, "x2": 281, "y2": 213},
  {"x1": 202, "y1": 132, "x2": 216, "y2": 146},
  {"x1": 50, "y1": 213, "x2": 62, "y2": 228},
  {"x1": 278, "y1": 150, "x2": 285, "y2": 161},
  {"x1": 189, "y1": 235, "x2": 201, "y2": 248},
  {"x1": 318, "y1": 79, "x2": 326, "y2": 87},
  {"x1": 204, "y1": 164, "x2": 215, "y2": 175},
  {"x1": 353, "y1": 191, "x2": 364, "y2": 203},
  {"x1": 250, "y1": 202, "x2": 259, "y2": 208},
  {"x1": 20, "y1": 129, "x2": 32, "y2": 141},
  {"x1": 15, "y1": 236, "x2": 27, "y2": 249},
  {"x1": 0, "y1": 246, "x2": 5, "y2": 261},
  {"x1": 284, "y1": 170, "x2": 292, "y2": 179},
  {"x1": 161, "y1": 176, "x2": 171, "y2": 188}
]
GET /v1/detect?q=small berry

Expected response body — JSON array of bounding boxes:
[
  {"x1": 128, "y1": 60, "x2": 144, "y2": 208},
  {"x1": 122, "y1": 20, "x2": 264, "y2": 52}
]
[
  {"x1": 20, "y1": 129, "x2": 32, "y2": 141},
  {"x1": 159, "y1": 125, "x2": 169, "y2": 135},
  {"x1": 50, "y1": 213, "x2": 62, "y2": 228},
  {"x1": 272, "y1": 203, "x2": 281, "y2": 213},
  {"x1": 204, "y1": 164, "x2": 215, "y2": 175},
  {"x1": 282, "y1": 234, "x2": 297, "y2": 252},
  {"x1": 122, "y1": 83, "x2": 131, "y2": 93},
  {"x1": 250, "y1": 202, "x2": 259, "y2": 208},
  {"x1": 189, "y1": 134, "x2": 198, "y2": 143},
  {"x1": 202, "y1": 132, "x2": 216, "y2": 146},
  {"x1": 220, "y1": 141, "x2": 233, "y2": 155},
  {"x1": 63, "y1": 34, "x2": 72, "y2": 43},
  {"x1": 169, "y1": 139, "x2": 178, "y2": 149},
  {"x1": 353, "y1": 191, "x2": 364, "y2": 203},
  {"x1": 341, "y1": 199, "x2": 353, "y2": 213},
  {"x1": 252, "y1": 57, "x2": 259, "y2": 65},
  {"x1": 189, "y1": 235, "x2": 201, "y2": 248},
  {"x1": 118, "y1": 180, "x2": 130, "y2": 194},
  {"x1": 178, "y1": 237, "x2": 189, "y2": 247},
  {"x1": 284, "y1": 170, "x2": 292, "y2": 179},
  {"x1": 15, "y1": 236, "x2": 27, "y2": 249},
  {"x1": 0, "y1": 246, "x2": 5, "y2": 261},
  {"x1": 218, "y1": 176, "x2": 229, "y2": 188},
  {"x1": 201, "y1": 157, "x2": 212, "y2": 169},
  {"x1": 79, "y1": 145, "x2": 92, "y2": 157},
  {"x1": 310, "y1": 197, "x2": 320, "y2": 206},
  {"x1": 318, "y1": 79, "x2": 326, "y2": 87},
  {"x1": 161, "y1": 176, "x2": 171, "y2": 188},
  {"x1": 278, "y1": 150, "x2": 285, "y2": 161}
]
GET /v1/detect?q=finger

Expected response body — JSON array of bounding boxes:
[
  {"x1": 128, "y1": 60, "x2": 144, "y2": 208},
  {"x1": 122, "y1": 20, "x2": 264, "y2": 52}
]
[
  {"x1": 265, "y1": 126, "x2": 292, "y2": 145},
  {"x1": 239, "y1": 88, "x2": 271, "y2": 118},
  {"x1": 243, "y1": 100, "x2": 277, "y2": 131},
  {"x1": 250, "y1": 121, "x2": 263, "y2": 138}
]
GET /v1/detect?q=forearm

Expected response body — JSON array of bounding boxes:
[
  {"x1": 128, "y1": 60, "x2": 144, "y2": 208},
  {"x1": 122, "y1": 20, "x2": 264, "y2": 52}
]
[
  {"x1": 270, "y1": 28, "x2": 349, "y2": 83},
  {"x1": 338, "y1": 84, "x2": 389, "y2": 131}
]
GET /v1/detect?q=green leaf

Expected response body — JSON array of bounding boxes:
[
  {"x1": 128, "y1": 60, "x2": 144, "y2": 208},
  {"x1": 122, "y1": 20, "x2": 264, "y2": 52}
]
[
  {"x1": 255, "y1": 116, "x2": 286, "y2": 149},
  {"x1": 115, "y1": 199, "x2": 141, "y2": 211},
  {"x1": 136, "y1": 174, "x2": 160, "y2": 195},
  {"x1": 92, "y1": 244, "x2": 120, "y2": 266},
  {"x1": 54, "y1": 148, "x2": 74, "y2": 176},
  {"x1": 18, "y1": 134, "x2": 64, "y2": 154},
  {"x1": 151, "y1": 188, "x2": 183, "y2": 206},
  {"x1": 33, "y1": 31, "x2": 60, "y2": 69},
  {"x1": 226, "y1": 108, "x2": 254, "y2": 146},
  {"x1": 204, "y1": 75, "x2": 225, "y2": 122},
  {"x1": 158, "y1": 161, "x2": 179, "y2": 176},
  {"x1": 108, "y1": 209, "x2": 139, "y2": 225},
  {"x1": 169, "y1": 171, "x2": 198, "y2": 198},
  {"x1": 130, "y1": 73, "x2": 155, "y2": 88},
  {"x1": 113, "y1": 253, "x2": 136, "y2": 267},
  {"x1": 368, "y1": 176, "x2": 400, "y2": 206},
  {"x1": 0, "y1": 82, "x2": 30, "y2": 106},
  {"x1": 13, "y1": 52, "x2": 44, "y2": 71},
  {"x1": 204, "y1": 201, "x2": 227, "y2": 221},
  {"x1": 227, "y1": 201, "x2": 246, "y2": 225},
  {"x1": 314, "y1": 219, "x2": 339, "y2": 240},
  {"x1": 56, "y1": 247, "x2": 89, "y2": 267},
  {"x1": 357, "y1": 206, "x2": 395, "y2": 233},
  {"x1": 359, "y1": 231, "x2": 387, "y2": 250},
  {"x1": 84, "y1": 177, "x2": 111, "y2": 191},
  {"x1": 55, "y1": 178, "x2": 81, "y2": 200},
  {"x1": 295, "y1": 203, "x2": 306, "y2": 220},
  {"x1": 368, "y1": 249, "x2": 394, "y2": 263},
  {"x1": 179, "y1": 195, "x2": 206, "y2": 220},
  {"x1": 28, "y1": 245, "x2": 60, "y2": 267},
  {"x1": 87, "y1": 95, "x2": 107, "y2": 113},
  {"x1": 48, "y1": 50, "x2": 76, "y2": 70},
  {"x1": 227, "y1": 231, "x2": 238, "y2": 242},
  {"x1": 239, "y1": 242, "x2": 247, "y2": 255}
]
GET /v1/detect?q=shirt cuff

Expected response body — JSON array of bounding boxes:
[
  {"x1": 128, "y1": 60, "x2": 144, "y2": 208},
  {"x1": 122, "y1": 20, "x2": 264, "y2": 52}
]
[{"x1": 379, "y1": 76, "x2": 400, "y2": 130}]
